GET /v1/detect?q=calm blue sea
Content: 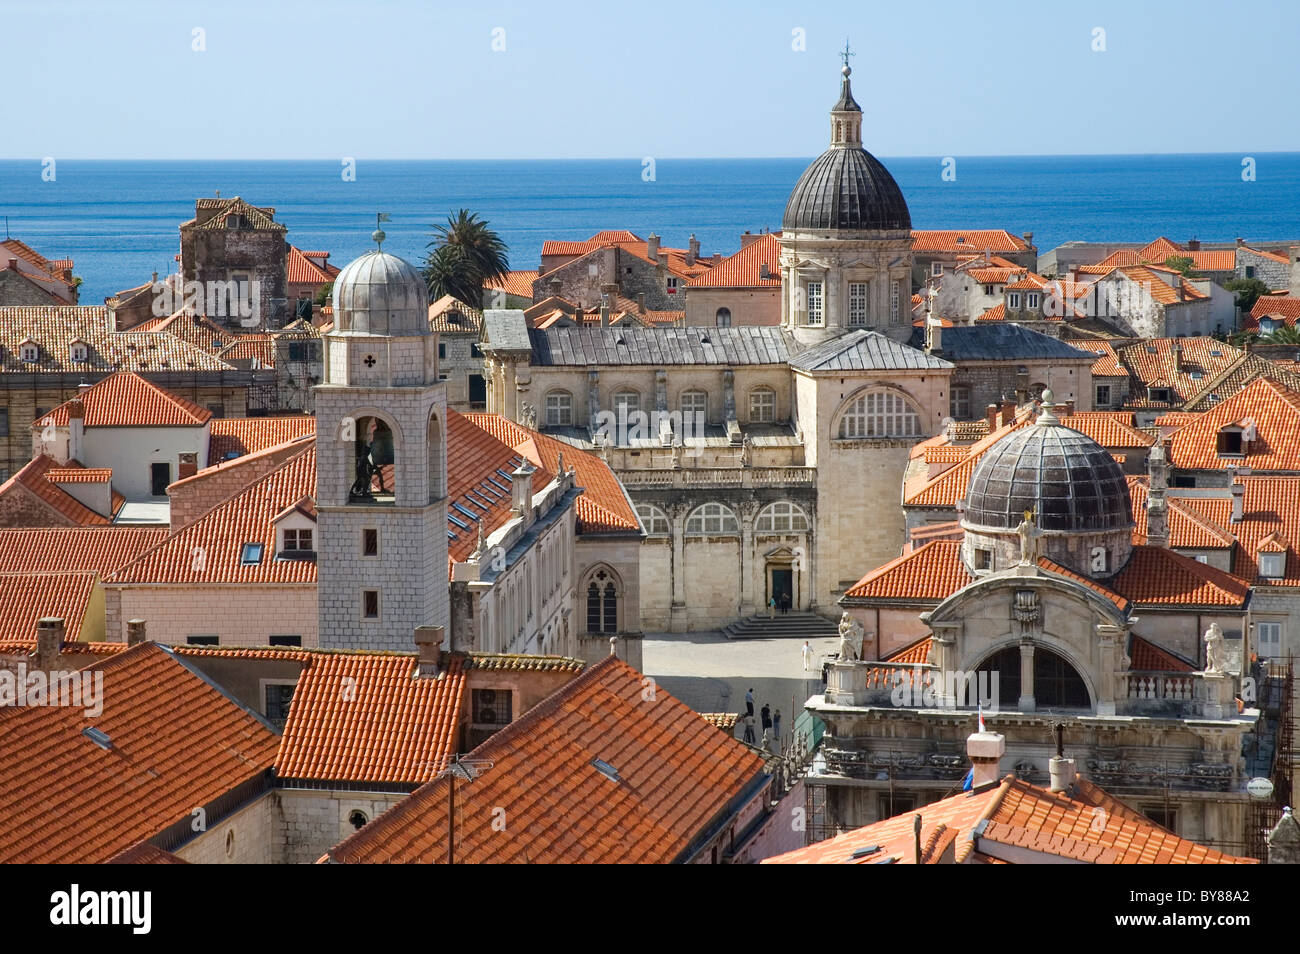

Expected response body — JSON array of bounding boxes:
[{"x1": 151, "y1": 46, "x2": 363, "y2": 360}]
[{"x1": 1, "y1": 155, "x2": 1298, "y2": 305}]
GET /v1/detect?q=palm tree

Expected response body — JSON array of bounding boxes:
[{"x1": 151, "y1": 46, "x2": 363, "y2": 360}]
[
  {"x1": 422, "y1": 210, "x2": 509, "y2": 306},
  {"x1": 1261, "y1": 324, "x2": 1300, "y2": 345}
]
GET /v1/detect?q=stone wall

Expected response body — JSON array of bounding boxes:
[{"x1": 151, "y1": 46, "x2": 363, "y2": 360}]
[
  {"x1": 104, "y1": 583, "x2": 318, "y2": 646},
  {"x1": 684, "y1": 287, "x2": 780, "y2": 327},
  {"x1": 1235, "y1": 248, "x2": 1290, "y2": 290}
]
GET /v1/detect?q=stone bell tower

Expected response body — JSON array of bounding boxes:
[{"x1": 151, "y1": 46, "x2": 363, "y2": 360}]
[{"x1": 314, "y1": 226, "x2": 449, "y2": 649}]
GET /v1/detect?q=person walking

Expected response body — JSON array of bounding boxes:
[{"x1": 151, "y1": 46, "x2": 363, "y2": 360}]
[
  {"x1": 745, "y1": 687, "x2": 755, "y2": 718},
  {"x1": 773, "y1": 708, "x2": 782, "y2": 743},
  {"x1": 742, "y1": 714, "x2": 756, "y2": 745},
  {"x1": 760, "y1": 703, "x2": 772, "y2": 737},
  {"x1": 768, "y1": 595, "x2": 776, "y2": 619},
  {"x1": 801, "y1": 640, "x2": 812, "y2": 671}
]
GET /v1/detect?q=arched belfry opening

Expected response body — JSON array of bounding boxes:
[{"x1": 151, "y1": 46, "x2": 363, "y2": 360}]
[
  {"x1": 349, "y1": 415, "x2": 396, "y2": 504},
  {"x1": 979, "y1": 644, "x2": 1091, "y2": 711},
  {"x1": 427, "y1": 410, "x2": 445, "y2": 502}
]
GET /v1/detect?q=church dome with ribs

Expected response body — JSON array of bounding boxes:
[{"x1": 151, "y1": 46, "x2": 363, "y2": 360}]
[{"x1": 332, "y1": 248, "x2": 429, "y2": 336}]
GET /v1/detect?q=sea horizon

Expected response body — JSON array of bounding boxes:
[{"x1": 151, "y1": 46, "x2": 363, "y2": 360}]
[{"x1": 3, "y1": 153, "x2": 1298, "y2": 305}]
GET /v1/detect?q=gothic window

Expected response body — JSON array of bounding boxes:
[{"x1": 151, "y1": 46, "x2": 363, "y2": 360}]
[
  {"x1": 612, "y1": 389, "x2": 640, "y2": 416},
  {"x1": 838, "y1": 390, "x2": 922, "y2": 439},
  {"x1": 636, "y1": 504, "x2": 670, "y2": 535},
  {"x1": 715, "y1": 307, "x2": 732, "y2": 328},
  {"x1": 749, "y1": 387, "x2": 776, "y2": 423},
  {"x1": 686, "y1": 502, "x2": 740, "y2": 535},
  {"x1": 584, "y1": 568, "x2": 620, "y2": 634},
  {"x1": 756, "y1": 501, "x2": 810, "y2": 533},
  {"x1": 848, "y1": 282, "x2": 868, "y2": 325},
  {"x1": 806, "y1": 282, "x2": 823, "y2": 325},
  {"x1": 545, "y1": 390, "x2": 573, "y2": 427}
]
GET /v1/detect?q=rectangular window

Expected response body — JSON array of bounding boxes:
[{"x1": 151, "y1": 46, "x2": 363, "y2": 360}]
[
  {"x1": 438, "y1": 342, "x2": 446, "y2": 360},
  {"x1": 974, "y1": 547, "x2": 992, "y2": 570},
  {"x1": 206, "y1": 403, "x2": 225, "y2": 418},
  {"x1": 1008, "y1": 293, "x2": 1021, "y2": 309},
  {"x1": 362, "y1": 528, "x2": 379, "y2": 556},
  {"x1": 1027, "y1": 293, "x2": 1040, "y2": 309},
  {"x1": 269, "y1": 635, "x2": 302, "y2": 647},
  {"x1": 264, "y1": 683, "x2": 295, "y2": 730},
  {"x1": 363, "y1": 589, "x2": 380, "y2": 619},
  {"x1": 931, "y1": 262, "x2": 943, "y2": 277},
  {"x1": 0, "y1": 409, "x2": 8, "y2": 438},
  {"x1": 287, "y1": 342, "x2": 307, "y2": 361},
  {"x1": 545, "y1": 392, "x2": 572, "y2": 427},
  {"x1": 806, "y1": 281, "x2": 823, "y2": 325},
  {"x1": 1143, "y1": 807, "x2": 1177, "y2": 832},
  {"x1": 878, "y1": 793, "x2": 916, "y2": 818},
  {"x1": 283, "y1": 528, "x2": 313, "y2": 552},
  {"x1": 680, "y1": 390, "x2": 707, "y2": 419},
  {"x1": 1245, "y1": 266, "x2": 1255, "y2": 279},
  {"x1": 1095, "y1": 385, "x2": 1111, "y2": 407},
  {"x1": 470, "y1": 343, "x2": 482, "y2": 357},
  {"x1": 950, "y1": 386, "x2": 971, "y2": 420},
  {"x1": 1216, "y1": 430, "x2": 1243, "y2": 456},
  {"x1": 1260, "y1": 553, "x2": 1286, "y2": 579},
  {"x1": 666, "y1": 277, "x2": 679, "y2": 294},
  {"x1": 187, "y1": 635, "x2": 218, "y2": 646},
  {"x1": 1149, "y1": 387, "x2": 1172, "y2": 404},
  {"x1": 240, "y1": 542, "x2": 264, "y2": 565},
  {"x1": 848, "y1": 282, "x2": 868, "y2": 326},
  {"x1": 472, "y1": 688, "x2": 513, "y2": 726},
  {"x1": 749, "y1": 389, "x2": 775, "y2": 423},
  {"x1": 890, "y1": 280, "x2": 901, "y2": 324},
  {"x1": 1257, "y1": 621, "x2": 1283, "y2": 660}
]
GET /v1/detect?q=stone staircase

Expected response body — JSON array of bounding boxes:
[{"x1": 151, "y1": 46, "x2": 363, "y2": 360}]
[{"x1": 722, "y1": 611, "x2": 839, "y2": 640}]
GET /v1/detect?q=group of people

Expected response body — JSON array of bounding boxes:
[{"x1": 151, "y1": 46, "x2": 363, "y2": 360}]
[
  {"x1": 740, "y1": 688, "x2": 782, "y2": 749},
  {"x1": 766, "y1": 594, "x2": 793, "y2": 616}
]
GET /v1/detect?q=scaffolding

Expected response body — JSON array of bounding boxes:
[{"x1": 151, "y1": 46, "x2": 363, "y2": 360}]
[{"x1": 1246, "y1": 656, "x2": 1294, "y2": 861}]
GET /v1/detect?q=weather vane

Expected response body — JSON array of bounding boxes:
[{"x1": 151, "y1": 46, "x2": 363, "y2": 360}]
[
  {"x1": 373, "y1": 212, "x2": 391, "y2": 249},
  {"x1": 840, "y1": 39, "x2": 854, "y2": 70}
]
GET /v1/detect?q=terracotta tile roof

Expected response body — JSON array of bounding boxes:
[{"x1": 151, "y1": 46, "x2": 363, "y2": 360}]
[
  {"x1": 0, "y1": 306, "x2": 236, "y2": 373},
  {"x1": 1248, "y1": 295, "x2": 1300, "y2": 331},
  {"x1": 687, "y1": 233, "x2": 782, "y2": 288},
  {"x1": 1117, "y1": 337, "x2": 1245, "y2": 408},
  {"x1": 42, "y1": 370, "x2": 211, "y2": 427},
  {"x1": 0, "y1": 572, "x2": 97, "y2": 640},
  {"x1": 286, "y1": 245, "x2": 339, "y2": 285},
  {"x1": 216, "y1": 336, "x2": 275, "y2": 366},
  {"x1": 1180, "y1": 477, "x2": 1300, "y2": 586},
  {"x1": 923, "y1": 445, "x2": 969, "y2": 464},
  {"x1": 0, "y1": 526, "x2": 168, "y2": 575},
  {"x1": 187, "y1": 196, "x2": 284, "y2": 232},
  {"x1": 0, "y1": 643, "x2": 279, "y2": 863},
  {"x1": 483, "y1": 270, "x2": 540, "y2": 299},
  {"x1": 1128, "y1": 480, "x2": 1235, "y2": 549},
  {"x1": 276, "y1": 652, "x2": 467, "y2": 785},
  {"x1": 104, "y1": 442, "x2": 318, "y2": 585},
  {"x1": 1109, "y1": 265, "x2": 1206, "y2": 306},
  {"x1": 105, "y1": 843, "x2": 189, "y2": 864},
  {"x1": 0, "y1": 638, "x2": 125, "y2": 657},
  {"x1": 764, "y1": 774, "x2": 1254, "y2": 864},
  {"x1": 886, "y1": 635, "x2": 933, "y2": 665},
  {"x1": 428, "y1": 294, "x2": 483, "y2": 334},
  {"x1": 1168, "y1": 376, "x2": 1300, "y2": 470},
  {"x1": 1059, "y1": 411, "x2": 1155, "y2": 448},
  {"x1": 1070, "y1": 339, "x2": 1126, "y2": 378},
  {"x1": 463, "y1": 653, "x2": 585, "y2": 672},
  {"x1": 1182, "y1": 354, "x2": 1300, "y2": 412},
  {"x1": 325, "y1": 656, "x2": 768, "y2": 864},
  {"x1": 0, "y1": 456, "x2": 117, "y2": 526},
  {"x1": 462, "y1": 413, "x2": 639, "y2": 535},
  {"x1": 975, "y1": 303, "x2": 1006, "y2": 322},
  {"x1": 842, "y1": 540, "x2": 969, "y2": 602},
  {"x1": 1038, "y1": 557, "x2": 1129, "y2": 611},
  {"x1": 0, "y1": 237, "x2": 61, "y2": 271},
  {"x1": 967, "y1": 266, "x2": 1026, "y2": 285},
  {"x1": 1110, "y1": 545, "x2": 1251, "y2": 608},
  {"x1": 539, "y1": 236, "x2": 710, "y2": 283},
  {"x1": 1240, "y1": 245, "x2": 1291, "y2": 265},
  {"x1": 44, "y1": 467, "x2": 111, "y2": 483},
  {"x1": 208, "y1": 415, "x2": 316, "y2": 466},
  {"x1": 911, "y1": 230, "x2": 1031, "y2": 254},
  {"x1": 1153, "y1": 411, "x2": 1199, "y2": 429},
  {"x1": 1129, "y1": 633, "x2": 1195, "y2": 672}
]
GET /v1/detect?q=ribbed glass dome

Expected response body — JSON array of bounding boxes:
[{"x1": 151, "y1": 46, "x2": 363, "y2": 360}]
[
  {"x1": 963, "y1": 416, "x2": 1133, "y2": 533},
  {"x1": 332, "y1": 249, "x2": 429, "y2": 336}
]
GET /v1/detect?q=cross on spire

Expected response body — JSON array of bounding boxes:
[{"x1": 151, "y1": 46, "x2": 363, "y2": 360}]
[{"x1": 840, "y1": 39, "x2": 854, "y2": 70}]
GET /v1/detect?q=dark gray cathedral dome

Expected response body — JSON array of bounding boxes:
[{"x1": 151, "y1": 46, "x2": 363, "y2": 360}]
[
  {"x1": 782, "y1": 147, "x2": 912, "y2": 232},
  {"x1": 963, "y1": 403, "x2": 1132, "y2": 533}
]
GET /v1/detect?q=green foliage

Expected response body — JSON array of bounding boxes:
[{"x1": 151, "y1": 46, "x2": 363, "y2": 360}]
[
  {"x1": 422, "y1": 210, "x2": 510, "y2": 306},
  {"x1": 1224, "y1": 277, "x2": 1269, "y2": 315},
  {"x1": 314, "y1": 281, "x2": 333, "y2": 307},
  {"x1": 1163, "y1": 256, "x2": 1198, "y2": 277},
  {"x1": 1261, "y1": 324, "x2": 1300, "y2": 345}
]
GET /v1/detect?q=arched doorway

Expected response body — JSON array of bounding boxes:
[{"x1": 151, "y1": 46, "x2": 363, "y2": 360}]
[
  {"x1": 349, "y1": 415, "x2": 395, "y2": 503},
  {"x1": 979, "y1": 644, "x2": 1091, "y2": 710}
]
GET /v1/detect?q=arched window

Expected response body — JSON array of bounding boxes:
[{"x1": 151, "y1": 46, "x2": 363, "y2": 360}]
[
  {"x1": 980, "y1": 645, "x2": 1091, "y2": 710},
  {"x1": 838, "y1": 390, "x2": 921, "y2": 439},
  {"x1": 636, "y1": 503, "x2": 670, "y2": 535},
  {"x1": 685, "y1": 502, "x2": 740, "y2": 535},
  {"x1": 612, "y1": 389, "x2": 640, "y2": 415},
  {"x1": 749, "y1": 387, "x2": 776, "y2": 423},
  {"x1": 584, "y1": 567, "x2": 621, "y2": 634},
  {"x1": 756, "y1": 501, "x2": 810, "y2": 533},
  {"x1": 349, "y1": 415, "x2": 396, "y2": 503},
  {"x1": 426, "y1": 410, "x2": 444, "y2": 501},
  {"x1": 545, "y1": 389, "x2": 573, "y2": 427},
  {"x1": 680, "y1": 389, "x2": 707, "y2": 421},
  {"x1": 715, "y1": 307, "x2": 732, "y2": 327}
]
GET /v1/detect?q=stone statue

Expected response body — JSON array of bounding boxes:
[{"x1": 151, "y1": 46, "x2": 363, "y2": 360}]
[
  {"x1": 1016, "y1": 508, "x2": 1042, "y2": 564},
  {"x1": 519, "y1": 401, "x2": 538, "y2": 430},
  {"x1": 1204, "y1": 622, "x2": 1227, "y2": 673},
  {"x1": 739, "y1": 433, "x2": 753, "y2": 468},
  {"x1": 837, "y1": 612, "x2": 862, "y2": 661},
  {"x1": 671, "y1": 439, "x2": 683, "y2": 470}
]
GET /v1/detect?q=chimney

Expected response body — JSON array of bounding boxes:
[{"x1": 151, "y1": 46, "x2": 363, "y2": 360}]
[
  {"x1": 1064, "y1": 399, "x2": 1075, "y2": 415},
  {"x1": 1172, "y1": 341, "x2": 1184, "y2": 371},
  {"x1": 36, "y1": 617, "x2": 64, "y2": 670},
  {"x1": 126, "y1": 618, "x2": 148, "y2": 646},
  {"x1": 1231, "y1": 482, "x2": 1244, "y2": 523},
  {"x1": 177, "y1": 452, "x2": 198, "y2": 481},
  {"x1": 1187, "y1": 238, "x2": 1201, "y2": 251},
  {"x1": 547, "y1": 279, "x2": 562, "y2": 299},
  {"x1": 1022, "y1": 231, "x2": 1034, "y2": 248},
  {"x1": 512, "y1": 461, "x2": 535, "y2": 515},
  {"x1": 6, "y1": 258, "x2": 17, "y2": 272},
  {"x1": 985, "y1": 404, "x2": 998, "y2": 431},
  {"x1": 66, "y1": 396, "x2": 85, "y2": 464},
  {"x1": 636, "y1": 292, "x2": 646, "y2": 315},
  {"x1": 645, "y1": 233, "x2": 660, "y2": 262},
  {"x1": 1048, "y1": 724, "x2": 1076, "y2": 793},
  {"x1": 740, "y1": 230, "x2": 759, "y2": 249},
  {"x1": 688, "y1": 233, "x2": 700, "y2": 260},
  {"x1": 414, "y1": 625, "x2": 445, "y2": 676},
  {"x1": 966, "y1": 725, "x2": 1005, "y2": 789},
  {"x1": 1236, "y1": 237, "x2": 1246, "y2": 247},
  {"x1": 925, "y1": 314, "x2": 942, "y2": 355},
  {"x1": 151, "y1": 271, "x2": 158, "y2": 284},
  {"x1": 999, "y1": 397, "x2": 1016, "y2": 427}
]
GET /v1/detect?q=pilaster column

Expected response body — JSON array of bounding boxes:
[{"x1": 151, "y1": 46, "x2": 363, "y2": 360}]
[
  {"x1": 1018, "y1": 639, "x2": 1036, "y2": 713},
  {"x1": 587, "y1": 370, "x2": 600, "y2": 433},
  {"x1": 670, "y1": 505, "x2": 687, "y2": 632},
  {"x1": 739, "y1": 501, "x2": 757, "y2": 616}
]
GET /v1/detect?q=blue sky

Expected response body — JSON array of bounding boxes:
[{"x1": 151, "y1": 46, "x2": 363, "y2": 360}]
[{"x1": 4, "y1": 0, "x2": 1298, "y2": 159}]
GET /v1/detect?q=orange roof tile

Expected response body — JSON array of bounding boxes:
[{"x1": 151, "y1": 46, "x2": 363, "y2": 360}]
[
  {"x1": 0, "y1": 643, "x2": 280, "y2": 863},
  {"x1": 483, "y1": 269, "x2": 540, "y2": 299},
  {"x1": 1128, "y1": 481, "x2": 1235, "y2": 549},
  {"x1": 1070, "y1": 339, "x2": 1126, "y2": 378},
  {"x1": 764, "y1": 774, "x2": 1254, "y2": 865},
  {"x1": 1128, "y1": 633, "x2": 1195, "y2": 672},
  {"x1": 1109, "y1": 266, "x2": 1206, "y2": 306},
  {"x1": 286, "y1": 245, "x2": 338, "y2": 285},
  {"x1": 1110, "y1": 545, "x2": 1250, "y2": 607},
  {"x1": 0, "y1": 572, "x2": 97, "y2": 640},
  {"x1": 842, "y1": 540, "x2": 969, "y2": 602},
  {"x1": 42, "y1": 370, "x2": 211, "y2": 427},
  {"x1": 1117, "y1": 337, "x2": 1244, "y2": 408},
  {"x1": 1179, "y1": 477, "x2": 1300, "y2": 586},
  {"x1": 326, "y1": 655, "x2": 768, "y2": 864},
  {"x1": 0, "y1": 526, "x2": 168, "y2": 575},
  {"x1": 208, "y1": 414, "x2": 316, "y2": 466},
  {"x1": 687, "y1": 233, "x2": 782, "y2": 289},
  {"x1": 1168, "y1": 376, "x2": 1300, "y2": 471},
  {"x1": 911, "y1": 230, "x2": 1031, "y2": 254},
  {"x1": 276, "y1": 652, "x2": 467, "y2": 785},
  {"x1": 428, "y1": 294, "x2": 483, "y2": 334},
  {"x1": 462, "y1": 413, "x2": 639, "y2": 535},
  {"x1": 1248, "y1": 294, "x2": 1300, "y2": 332},
  {"x1": 0, "y1": 456, "x2": 117, "y2": 526}
]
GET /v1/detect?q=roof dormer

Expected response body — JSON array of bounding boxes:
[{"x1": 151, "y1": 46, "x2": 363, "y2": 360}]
[{"x1": 18, "y1": 338, "x2": 39, "y2": 364}]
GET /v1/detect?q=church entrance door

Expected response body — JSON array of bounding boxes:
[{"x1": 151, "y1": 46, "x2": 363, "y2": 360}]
[{"x1": 770, "y1": 568, "x2": 793, "y2": 613}]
